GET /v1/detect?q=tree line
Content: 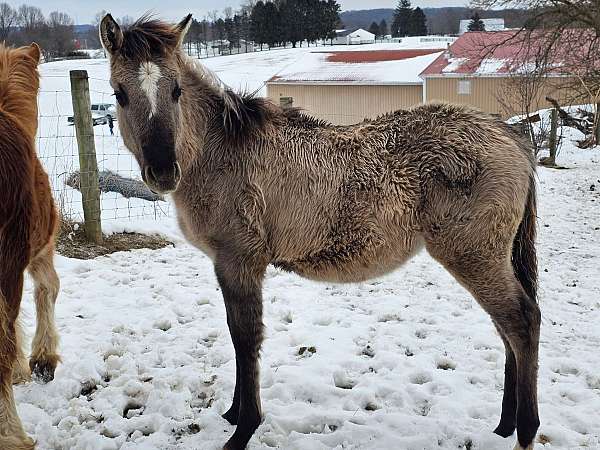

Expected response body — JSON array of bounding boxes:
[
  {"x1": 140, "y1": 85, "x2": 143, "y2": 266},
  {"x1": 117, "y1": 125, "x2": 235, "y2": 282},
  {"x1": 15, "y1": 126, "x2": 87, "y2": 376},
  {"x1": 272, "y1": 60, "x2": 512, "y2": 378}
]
[
  {"x1": 0, "y1": 3, "x2": 79, "y2": 60},
  {"x1": 185, "y1": 0, "x2": 341, "y2": 52}
]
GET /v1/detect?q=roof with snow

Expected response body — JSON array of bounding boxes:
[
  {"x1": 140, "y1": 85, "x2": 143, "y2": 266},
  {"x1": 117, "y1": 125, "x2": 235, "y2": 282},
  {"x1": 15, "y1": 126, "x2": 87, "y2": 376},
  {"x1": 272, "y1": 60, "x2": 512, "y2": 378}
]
[
  {"x1": 267, "y1": 44, "x2": 444, "y2": 85},
  {"x1": 459, "y1": 18, "x2": 505, "y2": 35},
  {"x1": 420, "y1": 30, "x2": 593, "y2": 78}
]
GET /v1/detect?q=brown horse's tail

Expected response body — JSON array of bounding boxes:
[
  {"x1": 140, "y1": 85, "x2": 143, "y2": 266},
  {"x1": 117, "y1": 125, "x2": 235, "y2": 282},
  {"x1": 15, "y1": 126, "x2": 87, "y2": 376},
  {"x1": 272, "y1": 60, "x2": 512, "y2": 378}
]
[{"x1": 512, "y1": 174, "x2": 537, "y2": 302}]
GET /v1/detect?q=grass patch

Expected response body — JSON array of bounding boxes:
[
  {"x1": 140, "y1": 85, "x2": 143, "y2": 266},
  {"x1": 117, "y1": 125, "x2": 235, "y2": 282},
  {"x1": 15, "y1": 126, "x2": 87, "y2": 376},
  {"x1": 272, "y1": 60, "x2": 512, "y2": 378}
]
[{"x1": 57, "y1": 218, "x2": 173, "y2": 259}]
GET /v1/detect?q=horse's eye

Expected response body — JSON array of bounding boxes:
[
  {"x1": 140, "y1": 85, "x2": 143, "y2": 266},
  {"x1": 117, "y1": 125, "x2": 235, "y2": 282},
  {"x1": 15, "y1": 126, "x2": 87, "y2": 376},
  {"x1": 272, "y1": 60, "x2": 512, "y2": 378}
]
[
  {"x1": 173, "y1": 84, "x2": 182, "y2": 102},
  {"x1": 114, "y1": 88, "x2": 128, "y2": 107}
]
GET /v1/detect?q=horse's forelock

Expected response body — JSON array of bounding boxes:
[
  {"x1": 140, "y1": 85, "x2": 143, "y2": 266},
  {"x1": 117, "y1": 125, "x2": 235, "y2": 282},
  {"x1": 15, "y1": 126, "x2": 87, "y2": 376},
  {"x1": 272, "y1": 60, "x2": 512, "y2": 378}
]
[{"x1": 120, "y1": 16, "x2": 179, "y2": 60}]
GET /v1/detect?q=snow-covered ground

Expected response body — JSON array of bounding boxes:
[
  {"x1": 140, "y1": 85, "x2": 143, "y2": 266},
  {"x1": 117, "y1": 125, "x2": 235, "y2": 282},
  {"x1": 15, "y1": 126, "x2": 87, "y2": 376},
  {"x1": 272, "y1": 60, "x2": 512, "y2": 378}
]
[{"x1": 19, "y1": 48, "x2": 600, "y2": 450}]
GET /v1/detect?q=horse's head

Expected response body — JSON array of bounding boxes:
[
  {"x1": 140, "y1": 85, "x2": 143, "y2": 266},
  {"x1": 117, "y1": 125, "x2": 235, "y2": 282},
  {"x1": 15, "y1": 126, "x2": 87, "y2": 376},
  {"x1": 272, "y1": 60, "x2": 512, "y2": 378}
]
[
  {"x1": 0, "y1": 42, "x2": 41, "y2": 136},
  {"x1": 100, "y1": 14, "x2": 192, "y2": 194}
]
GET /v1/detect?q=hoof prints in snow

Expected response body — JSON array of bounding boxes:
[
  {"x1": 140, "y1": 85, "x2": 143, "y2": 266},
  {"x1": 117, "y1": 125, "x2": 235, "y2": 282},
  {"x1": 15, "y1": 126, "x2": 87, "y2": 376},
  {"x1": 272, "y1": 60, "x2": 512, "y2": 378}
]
[{"x1": 14, "y1": 137, "x2": 600, "y2": 448}]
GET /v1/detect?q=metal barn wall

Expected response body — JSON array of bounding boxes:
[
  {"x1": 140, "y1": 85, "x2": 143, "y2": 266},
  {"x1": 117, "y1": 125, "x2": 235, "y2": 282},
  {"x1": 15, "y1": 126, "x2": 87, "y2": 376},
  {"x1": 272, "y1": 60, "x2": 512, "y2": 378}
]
[
  {"x1": 424, "y1": 76, "x2": 577, "y2": 118},
  {"x1": 266, "y1": 83, "x2": 423, "y2": 125}
]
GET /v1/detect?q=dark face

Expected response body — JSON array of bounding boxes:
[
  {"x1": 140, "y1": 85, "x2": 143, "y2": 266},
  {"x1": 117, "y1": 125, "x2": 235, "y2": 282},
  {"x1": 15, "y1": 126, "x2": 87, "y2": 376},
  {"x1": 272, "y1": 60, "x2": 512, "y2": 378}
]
[{"x1": 109, "y1": 58, "x2": 183, "y2": 194}]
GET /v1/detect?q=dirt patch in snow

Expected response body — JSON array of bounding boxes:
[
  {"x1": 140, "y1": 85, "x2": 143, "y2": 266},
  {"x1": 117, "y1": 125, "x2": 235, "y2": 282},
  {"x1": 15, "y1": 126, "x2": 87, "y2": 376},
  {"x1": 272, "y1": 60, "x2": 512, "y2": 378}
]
[{"x1": 56, "y1": 220, "x2": 173, "y2": 259}]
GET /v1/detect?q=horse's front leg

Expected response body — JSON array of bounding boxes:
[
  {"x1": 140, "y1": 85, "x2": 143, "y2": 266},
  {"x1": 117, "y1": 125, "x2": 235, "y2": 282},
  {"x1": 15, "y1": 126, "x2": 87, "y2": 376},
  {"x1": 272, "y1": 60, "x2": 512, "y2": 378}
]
[{"x1": 215, "y1": 252, "x2": 266, "y2": 450}]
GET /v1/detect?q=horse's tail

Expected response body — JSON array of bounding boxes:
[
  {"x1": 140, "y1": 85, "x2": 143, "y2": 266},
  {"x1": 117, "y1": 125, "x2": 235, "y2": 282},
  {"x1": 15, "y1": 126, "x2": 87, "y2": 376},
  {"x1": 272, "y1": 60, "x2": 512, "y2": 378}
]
[{"x1": 512, "y1": 172, "x2": 537, "y2": 302}]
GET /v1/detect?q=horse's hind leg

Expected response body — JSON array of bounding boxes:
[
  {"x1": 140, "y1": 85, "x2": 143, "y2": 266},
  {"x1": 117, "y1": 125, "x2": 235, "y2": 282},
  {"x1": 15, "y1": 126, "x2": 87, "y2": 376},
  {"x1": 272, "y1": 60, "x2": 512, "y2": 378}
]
[
  {"x1": 493, "y1": 326, "x2": 518, "y2": 438},
  {"x1": 27, "y1": 244, "x2": 60, "y2": 383},
  {"x1": 0, "y1": 263, "x2": 35, "y2": 448},
  {"x1": 11, "y1": 319, "x2": 31, "y2": 384},
  {"x1": 427, "y1": 246, "x2": 540, "y2": 450}
]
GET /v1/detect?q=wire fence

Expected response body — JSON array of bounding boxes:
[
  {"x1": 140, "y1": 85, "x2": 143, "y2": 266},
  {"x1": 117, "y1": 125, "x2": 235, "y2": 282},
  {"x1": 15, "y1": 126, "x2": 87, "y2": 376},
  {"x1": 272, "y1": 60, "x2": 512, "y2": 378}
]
[{"x1": 37, "y1": 77, "x2": 173, "y2": 226}]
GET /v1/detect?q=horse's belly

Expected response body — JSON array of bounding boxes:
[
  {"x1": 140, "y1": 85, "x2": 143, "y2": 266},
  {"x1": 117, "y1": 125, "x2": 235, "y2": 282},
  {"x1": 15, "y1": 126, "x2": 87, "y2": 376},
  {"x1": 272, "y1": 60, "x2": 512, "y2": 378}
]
[{"x1": 274, "y1": 236, "x2": 424, "y2": 283}]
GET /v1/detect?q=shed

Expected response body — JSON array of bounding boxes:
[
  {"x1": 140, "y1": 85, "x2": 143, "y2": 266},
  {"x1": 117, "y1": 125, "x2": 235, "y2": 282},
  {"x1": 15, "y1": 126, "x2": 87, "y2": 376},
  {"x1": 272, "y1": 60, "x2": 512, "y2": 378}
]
[
  {"x1": 333, "y1": 29, "x2": 376, "y2": 45},
  {"x1": 266, "y1": 47, "x2": 443, "y2": 125}
]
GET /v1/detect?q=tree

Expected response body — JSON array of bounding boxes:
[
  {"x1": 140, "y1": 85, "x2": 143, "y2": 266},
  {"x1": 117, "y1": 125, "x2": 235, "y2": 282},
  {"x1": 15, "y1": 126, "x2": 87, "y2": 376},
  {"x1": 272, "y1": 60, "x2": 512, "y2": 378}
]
[
  {"x1": 474, "y1": 0, "x2": 600, "y2": 147},
  {"x1": 379, "y1": 19, "x2": 388, "y2": 37},
  {"x1": 468, "y1": 12, "x2": 486, "y2": 32},
  {"x1": 391, "y1": 0, "x2": 412, "y2": 37},
  {"x1": 368, "y1": 21, "x2": 380, "y2": 38},
  {"x1": 0, "y1": 2, "x2": 17, "y2": 42},
  {"x1": 16, "y1": 5, "x2": 47, "y2": 50},
  {"x1": 46, "y1": 11, "x2": 75, "y2": 57},
  {"x1": 409, "y1": 7, "x2": 427, "y2": 36}
]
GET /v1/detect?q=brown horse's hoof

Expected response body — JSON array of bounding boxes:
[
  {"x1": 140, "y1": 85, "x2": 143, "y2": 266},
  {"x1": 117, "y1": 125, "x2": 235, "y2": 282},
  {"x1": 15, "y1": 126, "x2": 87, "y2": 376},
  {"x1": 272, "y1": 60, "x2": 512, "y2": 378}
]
[{"x1": 29, "y1": 356, "x2": 59, "y2": 383}]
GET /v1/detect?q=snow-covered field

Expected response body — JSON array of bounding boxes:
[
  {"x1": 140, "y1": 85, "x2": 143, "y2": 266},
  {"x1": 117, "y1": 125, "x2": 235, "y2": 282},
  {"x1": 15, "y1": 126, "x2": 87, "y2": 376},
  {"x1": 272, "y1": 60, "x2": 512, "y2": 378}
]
[{"x1": 16, "y1": 47, "x2": 600, "y2": 449}]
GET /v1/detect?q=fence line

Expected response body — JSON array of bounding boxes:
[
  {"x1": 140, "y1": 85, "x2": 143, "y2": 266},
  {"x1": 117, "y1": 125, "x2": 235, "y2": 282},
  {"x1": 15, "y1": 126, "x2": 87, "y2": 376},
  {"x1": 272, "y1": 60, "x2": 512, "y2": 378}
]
[{"x1": 37, "y1": 75, "x2": 172, "y2": 228}]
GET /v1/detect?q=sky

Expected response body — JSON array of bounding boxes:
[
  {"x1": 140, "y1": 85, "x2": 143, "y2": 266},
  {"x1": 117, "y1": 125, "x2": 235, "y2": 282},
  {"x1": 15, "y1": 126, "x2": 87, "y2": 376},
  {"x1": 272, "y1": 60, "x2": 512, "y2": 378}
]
[{"x1": 3, "y1": 0, "x2": 469, "y2": 24}]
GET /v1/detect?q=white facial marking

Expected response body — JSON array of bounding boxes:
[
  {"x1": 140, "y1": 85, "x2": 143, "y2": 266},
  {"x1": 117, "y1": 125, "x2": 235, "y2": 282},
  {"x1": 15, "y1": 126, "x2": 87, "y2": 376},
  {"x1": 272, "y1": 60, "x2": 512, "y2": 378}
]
[{"x1": 138, "y1": 61, "x2": 161, "y2": 117}]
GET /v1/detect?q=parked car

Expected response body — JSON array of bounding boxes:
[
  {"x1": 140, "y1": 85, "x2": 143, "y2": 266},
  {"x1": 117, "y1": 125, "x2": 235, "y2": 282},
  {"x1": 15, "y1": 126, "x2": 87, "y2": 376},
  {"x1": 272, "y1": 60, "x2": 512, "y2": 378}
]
[{"x1": 68, "y1": 103, "x2": 116, "y2": 126}]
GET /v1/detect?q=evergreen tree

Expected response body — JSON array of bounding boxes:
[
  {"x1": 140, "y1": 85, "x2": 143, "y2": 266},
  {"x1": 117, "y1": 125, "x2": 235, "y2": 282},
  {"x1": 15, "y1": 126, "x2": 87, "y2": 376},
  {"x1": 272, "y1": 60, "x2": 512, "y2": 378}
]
[
  {"x1": 379, "y1": 19, "x2": 388, "y2": 37},
  {"x1": 468, "y1": 12, "x2": 486, "y2": 32},
  {"x1": 368, "y1": 21, "x2": 380, "y2": 37},
  {"x1": 408, "y1": 7, "x2": 427, "y2": 36},
  {"x1": 391, "y1": 0, "x2": 412, "y2": 37},
  {"x1": 250, "y1": 1, "x2": 267, "y2": 49}
]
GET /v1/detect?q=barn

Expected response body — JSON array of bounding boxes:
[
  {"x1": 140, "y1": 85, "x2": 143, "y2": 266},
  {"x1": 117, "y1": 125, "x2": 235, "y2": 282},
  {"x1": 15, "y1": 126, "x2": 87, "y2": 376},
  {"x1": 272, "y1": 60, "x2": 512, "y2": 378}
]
[
  {"x1": 420, "y1": 31, "x2": 586, "y2": 118},
  {"x1": 332, "y1": 28, "x2": 376, "y2": 45},
  {"x1": 266, "y1": 46, "x2": 444, "y2": 125}
]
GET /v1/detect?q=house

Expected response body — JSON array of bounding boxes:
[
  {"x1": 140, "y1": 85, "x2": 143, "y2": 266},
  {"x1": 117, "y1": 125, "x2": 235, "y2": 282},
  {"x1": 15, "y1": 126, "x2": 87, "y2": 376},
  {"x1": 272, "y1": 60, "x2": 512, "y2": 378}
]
[
  {"x1": 266, "y1": 46, "x2": 444, "y2": 125},
  {"x1": 420, "y1": 30, "x2": 586, "y2": 117},
  {"x1": 333, "y1": 29, "x2": 376, "y2": 45},
  {"x1": 459, "y1": 18, "x2": 505, "y2": 35}
]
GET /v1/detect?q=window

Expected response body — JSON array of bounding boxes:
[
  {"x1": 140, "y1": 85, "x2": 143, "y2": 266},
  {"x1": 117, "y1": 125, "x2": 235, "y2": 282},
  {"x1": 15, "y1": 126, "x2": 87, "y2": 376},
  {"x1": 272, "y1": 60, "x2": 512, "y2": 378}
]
[{"x1": 457, "y1": 80, "x2": 471, "y2": 95}]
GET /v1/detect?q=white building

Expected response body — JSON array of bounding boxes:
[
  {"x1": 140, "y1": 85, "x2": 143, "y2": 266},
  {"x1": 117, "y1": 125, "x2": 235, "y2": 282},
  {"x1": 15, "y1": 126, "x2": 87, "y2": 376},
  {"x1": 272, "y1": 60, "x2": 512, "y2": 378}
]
[
  {"x1": 333, "y1": 28, "x2": 376, "y2": 45},
  {"x1": 459, "y1": 18, "x2": 505, "y2": 35}
]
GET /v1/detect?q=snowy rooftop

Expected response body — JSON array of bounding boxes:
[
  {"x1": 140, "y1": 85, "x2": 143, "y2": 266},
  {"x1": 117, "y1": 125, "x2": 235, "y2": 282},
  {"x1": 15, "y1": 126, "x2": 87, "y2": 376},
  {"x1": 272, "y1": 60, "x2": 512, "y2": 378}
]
[
  {"x1": 421, "y1": 30, "x2": 595, "y2": 77},
  {"x1": 268, "y1": 47, "x2": 444, "y2": 85}
]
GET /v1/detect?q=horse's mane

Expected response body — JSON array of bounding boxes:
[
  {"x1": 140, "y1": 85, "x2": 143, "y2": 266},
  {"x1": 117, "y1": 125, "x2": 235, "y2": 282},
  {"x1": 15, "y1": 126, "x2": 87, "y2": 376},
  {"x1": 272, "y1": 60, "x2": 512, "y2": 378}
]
[
  {"x1": 0, "y1": 44, "x2": 39, "y2": 137},
  {"x1": 119, "y1": 16, "x2": 331, "y2": 140},
  {"x1": 120, "y1": 15, "x2": 179, "y2": 60}
]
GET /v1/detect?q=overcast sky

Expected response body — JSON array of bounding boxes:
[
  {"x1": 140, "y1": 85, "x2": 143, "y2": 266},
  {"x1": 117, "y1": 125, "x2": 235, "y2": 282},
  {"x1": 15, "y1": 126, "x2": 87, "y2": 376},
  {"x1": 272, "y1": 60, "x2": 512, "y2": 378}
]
[{"x1": 3, "y1": 0, "x2": 469, "y2": 24}]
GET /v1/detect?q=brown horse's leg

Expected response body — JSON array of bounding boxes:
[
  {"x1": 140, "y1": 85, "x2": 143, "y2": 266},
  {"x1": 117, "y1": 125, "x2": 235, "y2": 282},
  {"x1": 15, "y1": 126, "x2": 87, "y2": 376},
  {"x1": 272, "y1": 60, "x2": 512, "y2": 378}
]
[
  {"x1": 215, "y1": 253, "x2": 265, "y2": 450},
  {"x1": 493, "y1": 324, "x2": 518, "y2": 438},
  {"x1": 0, "y1": 268, "x2": 35, "y2": 449},
  {"x1": 27, "y1": 244, "x2": 60, "y2": 383},
  {"x1": 429, "y1": 247, "x2": 540, "y2": 450},
  {"x1": 11, "y1": 320, "x2": 30, "y2": 384}
]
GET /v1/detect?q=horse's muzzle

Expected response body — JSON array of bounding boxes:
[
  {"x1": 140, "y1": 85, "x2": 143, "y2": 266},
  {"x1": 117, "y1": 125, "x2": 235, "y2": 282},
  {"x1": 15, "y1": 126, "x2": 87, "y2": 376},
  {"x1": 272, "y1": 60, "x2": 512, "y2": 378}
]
[{"x1": 142, "y1": 161, "x2": 181, "y2": 194}]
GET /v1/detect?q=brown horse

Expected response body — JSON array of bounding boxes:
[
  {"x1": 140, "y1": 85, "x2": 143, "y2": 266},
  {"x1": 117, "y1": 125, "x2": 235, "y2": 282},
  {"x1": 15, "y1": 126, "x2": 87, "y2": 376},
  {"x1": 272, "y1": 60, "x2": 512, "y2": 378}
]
[
  {"x1": 101, "y1": 14, "x2": 540, "y2": 450},
  {"x1": 0, "y1": 43, "x2": 61, "y2": 450}
]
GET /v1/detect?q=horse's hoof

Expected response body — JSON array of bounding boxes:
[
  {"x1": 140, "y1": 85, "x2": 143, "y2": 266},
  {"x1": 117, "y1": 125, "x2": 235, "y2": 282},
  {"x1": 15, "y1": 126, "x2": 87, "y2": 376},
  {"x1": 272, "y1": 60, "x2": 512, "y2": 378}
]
[
  {"x1": 222, "y1": 408, "x2": 238, "y2": 425},
  {"x1": 494, "y1": 420, "x2": 516, "y2": 438},
  {"x1": 513, "y1": 443, "x2": 534, "y2": 450},
  {"x1": 29, "y1": 357, "x2": 57, "y2": 383}
]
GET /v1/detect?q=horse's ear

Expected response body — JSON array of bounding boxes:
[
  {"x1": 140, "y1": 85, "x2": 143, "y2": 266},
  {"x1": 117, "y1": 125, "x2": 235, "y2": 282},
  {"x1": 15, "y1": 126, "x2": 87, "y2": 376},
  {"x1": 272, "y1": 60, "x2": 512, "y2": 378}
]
[
  {"x1": 100, "y1": 14, "x2": 123, "y2": 55},
  {"x1": 27, "y1": 42, "x2": 41, "y2": 64},
  {"x1": 173, "y1": 14, "x2": 193, "y2": 48}
]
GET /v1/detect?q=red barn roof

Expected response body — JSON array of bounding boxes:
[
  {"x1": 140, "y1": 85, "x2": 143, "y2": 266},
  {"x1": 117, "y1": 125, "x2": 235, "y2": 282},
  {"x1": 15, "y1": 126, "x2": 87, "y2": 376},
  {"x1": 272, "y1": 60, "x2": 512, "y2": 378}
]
[{"x1": 420, "y1": 30, "x2": 595, "y2": 77}]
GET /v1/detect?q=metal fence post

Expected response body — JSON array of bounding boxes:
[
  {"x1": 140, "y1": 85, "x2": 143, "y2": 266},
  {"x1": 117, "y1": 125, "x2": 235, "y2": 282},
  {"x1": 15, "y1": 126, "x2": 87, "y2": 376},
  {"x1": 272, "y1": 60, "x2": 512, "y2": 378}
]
[
  {"x1": 595, "y1": 103, "x2": 600, "y2": 146},
  {"x1": 70, "y1": 70, "x2": 102, "y2": 243}
]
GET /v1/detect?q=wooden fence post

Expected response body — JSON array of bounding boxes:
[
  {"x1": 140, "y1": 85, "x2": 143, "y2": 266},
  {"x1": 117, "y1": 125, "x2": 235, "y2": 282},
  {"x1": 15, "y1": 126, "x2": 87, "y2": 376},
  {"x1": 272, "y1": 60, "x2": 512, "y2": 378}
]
[
  {"x1": 548, "y1": 108, "x2": 558, "y2": 166},
  {"x1": 70, "y1": 70, "x2": 102, "y2": 243}
]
